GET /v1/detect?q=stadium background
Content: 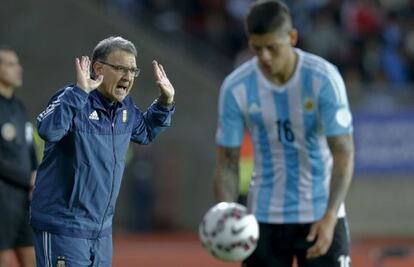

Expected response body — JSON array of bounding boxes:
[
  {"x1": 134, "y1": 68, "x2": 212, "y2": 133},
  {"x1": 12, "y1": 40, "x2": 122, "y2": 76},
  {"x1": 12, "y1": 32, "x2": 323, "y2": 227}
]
[{"x1": 1, "y1": 0, "x2": 413, "y2": 266}]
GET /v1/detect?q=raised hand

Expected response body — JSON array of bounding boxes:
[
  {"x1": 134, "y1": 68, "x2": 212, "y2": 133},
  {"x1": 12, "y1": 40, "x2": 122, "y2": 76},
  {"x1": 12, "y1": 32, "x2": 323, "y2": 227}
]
[
  {"x1": 75, "y1": 56, "x2": 103, "y2": 93},
  {"x1": 153, "y1": 60, "x2": 175, "y2": 104}
]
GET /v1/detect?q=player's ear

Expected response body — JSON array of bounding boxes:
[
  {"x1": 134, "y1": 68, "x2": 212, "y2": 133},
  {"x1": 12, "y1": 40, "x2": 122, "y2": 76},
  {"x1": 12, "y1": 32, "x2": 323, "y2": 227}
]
[{"x1": 289, "y1": 28, "x2": 298, "y2": 46}]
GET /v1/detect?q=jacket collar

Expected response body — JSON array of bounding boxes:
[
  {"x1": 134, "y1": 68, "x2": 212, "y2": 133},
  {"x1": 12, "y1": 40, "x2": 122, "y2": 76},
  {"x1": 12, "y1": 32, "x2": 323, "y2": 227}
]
[{"x1": 89, "y1": 89, "x2": 125, "y2": 112}]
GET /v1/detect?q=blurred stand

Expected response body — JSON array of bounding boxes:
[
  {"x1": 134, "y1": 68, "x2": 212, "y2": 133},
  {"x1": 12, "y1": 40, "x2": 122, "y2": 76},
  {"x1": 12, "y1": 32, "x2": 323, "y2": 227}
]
[{"x1": 374, "y1": 246, "x2": 413, "y2": 267}]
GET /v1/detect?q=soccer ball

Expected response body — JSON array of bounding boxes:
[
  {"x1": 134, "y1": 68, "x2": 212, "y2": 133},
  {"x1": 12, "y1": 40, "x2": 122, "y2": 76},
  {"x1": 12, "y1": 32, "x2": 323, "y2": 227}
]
[{"x1": 198, "y1": 202, "x2": 259, "y2": 262}]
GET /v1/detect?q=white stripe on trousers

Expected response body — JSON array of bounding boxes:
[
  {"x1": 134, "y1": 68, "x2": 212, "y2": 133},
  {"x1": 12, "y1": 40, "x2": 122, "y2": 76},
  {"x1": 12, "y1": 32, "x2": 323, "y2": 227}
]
[{"x1": 43, "y1": 231, "x2": 52, "y2": 267}]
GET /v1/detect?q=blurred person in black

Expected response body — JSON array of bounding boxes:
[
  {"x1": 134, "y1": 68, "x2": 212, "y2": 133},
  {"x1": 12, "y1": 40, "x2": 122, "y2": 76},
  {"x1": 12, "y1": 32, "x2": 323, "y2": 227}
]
[{"x1": 0, "y1": 47, "x2": 38, "y2": 267}]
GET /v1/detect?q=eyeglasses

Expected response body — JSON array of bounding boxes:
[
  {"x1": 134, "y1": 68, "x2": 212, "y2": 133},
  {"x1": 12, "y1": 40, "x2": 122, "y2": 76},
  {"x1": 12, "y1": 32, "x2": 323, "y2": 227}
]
[{"x1": 98, "y1": 61, "x2": 141, "y2": 77}]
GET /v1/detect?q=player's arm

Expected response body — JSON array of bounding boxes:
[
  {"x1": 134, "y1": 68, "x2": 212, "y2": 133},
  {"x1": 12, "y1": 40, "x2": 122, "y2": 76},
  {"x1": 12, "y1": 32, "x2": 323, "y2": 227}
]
[
  {"x1": 326, "y1": 133, "x2": 354, "y2": 218},
  {"x1": 214, "y1": 146, "x2": 241, "y2": 202},
  {"x1": 214, "y1": 78, "x2": 244, "y2": 202},
  {"x1": 306, "y1": 134, "x2": 354, "y2": 259}
]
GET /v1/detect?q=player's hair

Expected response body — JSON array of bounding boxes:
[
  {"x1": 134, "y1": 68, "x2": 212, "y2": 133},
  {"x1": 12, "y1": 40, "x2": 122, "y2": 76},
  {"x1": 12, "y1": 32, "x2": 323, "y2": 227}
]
[
  {"x1": 245, "y1": 0, "x2": 292, "y2": 35},
  {"x1": 91, "y1": 36, "x2": 137, "y2": 78}
]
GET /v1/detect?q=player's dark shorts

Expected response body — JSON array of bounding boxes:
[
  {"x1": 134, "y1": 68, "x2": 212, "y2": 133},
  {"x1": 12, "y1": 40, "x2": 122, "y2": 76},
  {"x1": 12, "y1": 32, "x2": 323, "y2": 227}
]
[
  {"x1": 0, "y1": 180, "x2": 33, "y2": 250},
  {"x1": 243, "y1": 218, "x2": 351, "y2": 267}
]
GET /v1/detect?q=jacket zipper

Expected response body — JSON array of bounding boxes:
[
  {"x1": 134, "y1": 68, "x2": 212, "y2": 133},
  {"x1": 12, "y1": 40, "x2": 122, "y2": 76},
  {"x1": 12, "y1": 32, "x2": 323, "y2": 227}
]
[{"x1": 97, "y1": 109, "x2": 117, "y2": 237}]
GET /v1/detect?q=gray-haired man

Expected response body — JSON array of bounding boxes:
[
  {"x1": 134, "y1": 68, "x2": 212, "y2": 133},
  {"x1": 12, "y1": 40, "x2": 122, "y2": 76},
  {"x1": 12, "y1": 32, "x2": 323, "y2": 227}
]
[{"x1": 31, "y1": 36, "x2": 175, "y2": 267}]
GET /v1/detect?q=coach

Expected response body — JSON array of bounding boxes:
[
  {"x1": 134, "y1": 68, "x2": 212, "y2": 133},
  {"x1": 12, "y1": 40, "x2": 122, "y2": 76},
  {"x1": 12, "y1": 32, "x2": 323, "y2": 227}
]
[{"x1": 30, "y1": 36, "x2": 175, "y2": 267}]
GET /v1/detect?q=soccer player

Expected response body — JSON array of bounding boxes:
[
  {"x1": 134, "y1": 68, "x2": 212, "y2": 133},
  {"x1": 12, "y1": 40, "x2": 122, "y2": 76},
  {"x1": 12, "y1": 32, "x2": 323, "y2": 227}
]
[
  {"x1": 30, "y1": 36, "x2": 175, "y2": 267},
  {"x1": 214, "y1": 1, "x2": 354, "y2": 266},
  {"x1": 0, "y1": 47, "x2": 37, "y2": 267}
]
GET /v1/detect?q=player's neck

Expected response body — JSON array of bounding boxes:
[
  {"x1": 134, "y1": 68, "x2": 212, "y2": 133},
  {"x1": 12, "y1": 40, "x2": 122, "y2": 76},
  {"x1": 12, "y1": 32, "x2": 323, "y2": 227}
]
[
  {"x1": 268, "y1": 50, "x2": 298, "y2": 86},
  {"x1": 0, "y1": 84, "x2": 14, "y2": 99}
]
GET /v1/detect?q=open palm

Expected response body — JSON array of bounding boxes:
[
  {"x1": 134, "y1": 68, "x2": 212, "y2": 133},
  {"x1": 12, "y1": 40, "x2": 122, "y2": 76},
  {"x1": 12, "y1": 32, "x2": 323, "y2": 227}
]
[
  {"x1": 76, "y1": 56, "x2": 103, "y2": 93},
  {"x1": 153, "y1": 60, "x2": 175, "y2": 104}
]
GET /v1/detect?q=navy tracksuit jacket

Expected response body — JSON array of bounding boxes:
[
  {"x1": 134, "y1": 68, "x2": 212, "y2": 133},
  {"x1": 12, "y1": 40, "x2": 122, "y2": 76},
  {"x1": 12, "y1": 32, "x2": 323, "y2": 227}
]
[{"x1": 30, "y1": 85, "x2": 174, "y2": 238}]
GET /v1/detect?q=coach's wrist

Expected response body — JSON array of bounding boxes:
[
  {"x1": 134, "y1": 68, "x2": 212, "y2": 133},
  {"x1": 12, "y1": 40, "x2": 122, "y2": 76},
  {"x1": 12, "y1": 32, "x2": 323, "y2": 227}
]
[
  {"x1": 158, "y1": 95, "x2": 174, "y2": 105},
  {"x1": 156, "y1": 96, "x2": 174, "y2": 109}
]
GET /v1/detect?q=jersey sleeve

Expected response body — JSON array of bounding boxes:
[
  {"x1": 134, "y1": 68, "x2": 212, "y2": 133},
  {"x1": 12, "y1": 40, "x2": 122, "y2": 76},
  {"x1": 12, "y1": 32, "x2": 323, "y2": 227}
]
[
  {"x1": 318, "y1": 67, "x2": 353, "y2": 136},
  {"x1": 215, "y1": 83, "x2": 244, "y2": 147}
]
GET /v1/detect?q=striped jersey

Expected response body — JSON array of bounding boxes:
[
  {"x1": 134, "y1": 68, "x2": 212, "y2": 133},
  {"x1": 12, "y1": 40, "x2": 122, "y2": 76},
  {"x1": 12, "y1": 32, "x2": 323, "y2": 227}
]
[{"x1": 216, "y1": 48, "x2": 353, "y2": 224}]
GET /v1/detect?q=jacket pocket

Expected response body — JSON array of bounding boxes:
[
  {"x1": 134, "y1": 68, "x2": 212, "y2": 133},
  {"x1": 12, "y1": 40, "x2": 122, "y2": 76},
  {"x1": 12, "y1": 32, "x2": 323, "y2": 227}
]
[
  {"x1": 68, "y1": 162, "x2": 87, "y2": 211},
  {"x1": 68, "y1": 161, "x2": 93, "y2": 219},
  {"x1": 68, "y1": 161, "x2": 110, "y2": 223}
]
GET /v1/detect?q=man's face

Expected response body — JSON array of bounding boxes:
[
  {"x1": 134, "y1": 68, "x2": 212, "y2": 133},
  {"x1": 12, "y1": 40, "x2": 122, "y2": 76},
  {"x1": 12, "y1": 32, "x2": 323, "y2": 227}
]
[
  {"x1": 0, "y1": 50, "x2": 23, "y2": 89},
  {"x1": 94, "y1": 50, "x2": 137, "y2": 102},
  {"x1": 248, "y1": 30, "x2": 297, "y2": 77}
]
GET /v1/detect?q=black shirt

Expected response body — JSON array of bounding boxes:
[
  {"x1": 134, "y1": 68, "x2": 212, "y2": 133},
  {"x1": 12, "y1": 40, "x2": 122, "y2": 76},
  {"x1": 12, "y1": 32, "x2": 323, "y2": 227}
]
[{"x1": 0, "y1": 93, "x2": 38, "y2": 189}]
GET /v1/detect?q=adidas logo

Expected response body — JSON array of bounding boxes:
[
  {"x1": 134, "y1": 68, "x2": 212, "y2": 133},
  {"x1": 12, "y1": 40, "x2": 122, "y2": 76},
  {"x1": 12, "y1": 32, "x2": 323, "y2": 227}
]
[
  {"x1": 89, "y1": 110, "x2": 99, "y2": 120},
  {"x1": 248, "y1": 103, "x2": 260, "y2": 114}
]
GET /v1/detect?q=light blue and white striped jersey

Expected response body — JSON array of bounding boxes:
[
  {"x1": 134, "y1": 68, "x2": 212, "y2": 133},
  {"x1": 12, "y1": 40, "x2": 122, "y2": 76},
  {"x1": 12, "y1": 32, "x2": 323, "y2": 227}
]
[{"x1": 216, "y1": 49, "x2": 353, "y2": 224}]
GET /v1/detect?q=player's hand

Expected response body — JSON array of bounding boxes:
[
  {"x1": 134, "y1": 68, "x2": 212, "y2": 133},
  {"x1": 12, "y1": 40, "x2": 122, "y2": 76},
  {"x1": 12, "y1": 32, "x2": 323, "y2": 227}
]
[
  {"x1": 75, "y1": 56, "x2": 103, "y2": 93},
  {"x1": 306, "y1": 213, "x2": 337, "y2": 259},
  {"x1": 153, "y1": 60, "x2": 174, "y2": 104}
]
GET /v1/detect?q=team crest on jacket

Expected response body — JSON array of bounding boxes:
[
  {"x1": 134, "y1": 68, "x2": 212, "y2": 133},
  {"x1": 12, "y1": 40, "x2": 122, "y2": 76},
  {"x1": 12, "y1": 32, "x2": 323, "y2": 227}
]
[
  {"x1": 1, "y1": 122, "x2": 16, "y2": 141},
  {"x1": 303, "y1": 98, "x2": 316, "y2": 113},
  {"x1": 56, "y1": 256, "x2": 66, "y2": 267},
  {"x1": 122, "y1": 110, "x2": 127, "y2": 122}
]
